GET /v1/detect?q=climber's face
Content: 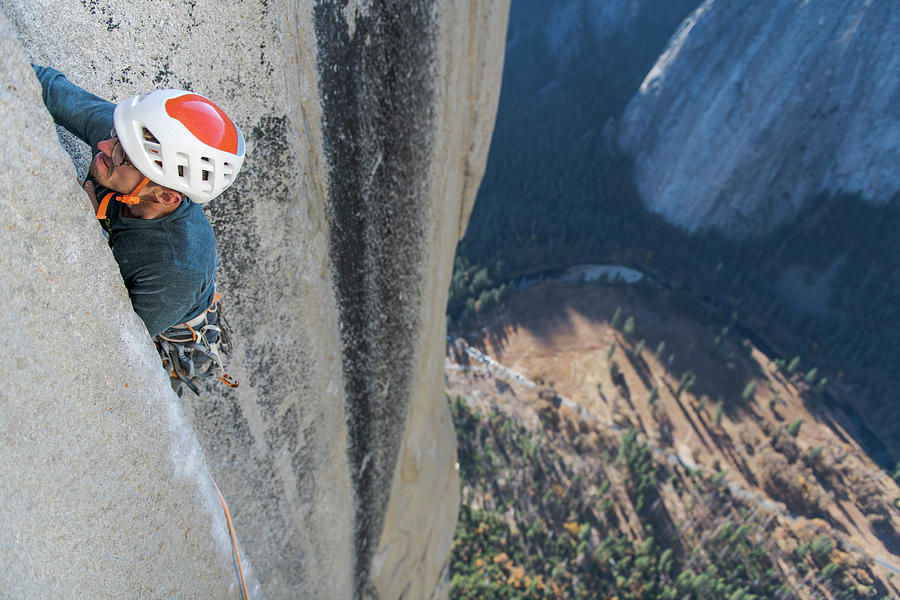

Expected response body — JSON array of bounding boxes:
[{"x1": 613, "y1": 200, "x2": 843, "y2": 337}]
[{"x1": 89, "y1": 136, "x2": 146, "y2": 194}]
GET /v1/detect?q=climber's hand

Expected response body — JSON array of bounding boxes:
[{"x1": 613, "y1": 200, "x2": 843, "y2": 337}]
[{"x1": 82, "y1": 180, "x2": 100, "y2": 212}]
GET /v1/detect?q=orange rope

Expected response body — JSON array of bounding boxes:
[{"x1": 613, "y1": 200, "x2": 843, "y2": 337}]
[{"x1": 211, "y1": 477, "x2": 250, "y2": 600}]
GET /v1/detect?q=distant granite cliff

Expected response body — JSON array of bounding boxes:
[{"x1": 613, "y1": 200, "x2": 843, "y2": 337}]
[
  {"x1": 457, "y1": 0, "x2": 898, "y2": 472},
  {"x1": 0, "y1": 1, "x2": 508, "y2": 599},
  {"x1": 619, "y1": 0, "x2": 900, "y2": 237}
]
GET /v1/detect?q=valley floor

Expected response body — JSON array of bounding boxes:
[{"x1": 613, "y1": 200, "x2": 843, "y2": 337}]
[{"x1": 446, "y1": 277, "x2": 900, "y2": 598}]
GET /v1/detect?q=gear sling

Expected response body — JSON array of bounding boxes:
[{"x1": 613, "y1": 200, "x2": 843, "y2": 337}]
[{"x1": 155, "y1": 292, "x2": 239, "y2": 396}]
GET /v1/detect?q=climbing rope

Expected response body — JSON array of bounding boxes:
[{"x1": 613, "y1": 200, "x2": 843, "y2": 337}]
[{"x1": 211, "y1": 477, "x2": 250, "y2": 600}]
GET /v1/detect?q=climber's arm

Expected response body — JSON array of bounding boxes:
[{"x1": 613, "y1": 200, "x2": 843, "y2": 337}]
[{"x1": 31, "y1": 64, "x2": 115, "y2": 153}]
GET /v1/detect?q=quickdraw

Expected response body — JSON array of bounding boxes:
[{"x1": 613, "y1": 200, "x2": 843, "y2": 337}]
[{"x1": 155, "y1": 293, "x2": 239, "y2": 397}]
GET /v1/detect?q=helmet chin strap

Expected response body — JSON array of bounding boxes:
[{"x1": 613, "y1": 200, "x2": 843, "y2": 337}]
[{"x1": 96, "y1": 176, "x2": 151, "y2": 219}]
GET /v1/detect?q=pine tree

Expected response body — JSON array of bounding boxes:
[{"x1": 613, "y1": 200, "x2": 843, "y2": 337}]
[
  {"x1": 611, "y1": 306, "x2": 622, "y2": 330},
  {"x1": 810, "y1": 536, "x2": 833, "y2": 561},
  {"x1": 741, "y1": 381, "x2": 757, "y2": 402},
  {"x1": 470, "y1": 267, "x2": 490, "y2": 296},
  {"x1": 634, "y1": 339, "x2": 645, "y2": 356},
  {"x1": 623, "y1": 316, "x2": 636, "y2": 340},
  {"x1": 697, "y1": 395, "x2": 707, "y2": 412},
  {"x1": 807, "y1": 444, "x2": 824, "y2": 463},
  {"x1": 676, "y1": 371, "x2": 696, "y2": 400},
  {"x1": 804, "y1": 367, "x2": 819, "y2": 385},
  {"x1": 814, "y1": 377, "x2": 828, "y2": 395},
  {"x1": 820, "y1": 562, "x2": 839, "y2": 579},
  {"x1": 655, "y1": 340, "x2": 666, "y2": 358}
]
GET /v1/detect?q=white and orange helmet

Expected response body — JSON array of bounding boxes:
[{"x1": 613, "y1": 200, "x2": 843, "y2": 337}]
[{"x1": 113, "y1": 90, "x2": 245, "y2": 204}]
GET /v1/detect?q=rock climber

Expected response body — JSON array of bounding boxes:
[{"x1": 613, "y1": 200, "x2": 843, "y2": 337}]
[{"x1": 32, "y1": 65, "x2": 244, "y2": 392}]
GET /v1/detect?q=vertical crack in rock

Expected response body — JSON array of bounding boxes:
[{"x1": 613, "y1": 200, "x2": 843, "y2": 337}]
[{"x1": 314, "y1": 1, "x2": 436, "y2": 597}]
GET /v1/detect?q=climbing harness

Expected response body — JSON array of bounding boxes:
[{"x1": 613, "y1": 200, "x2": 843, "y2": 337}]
[
  {"x1": 155, "y1": 292, "x2": 239, "y2": 397},
  {"x1": 211, "y1": 476, "x2": 250, "y2": 600}
]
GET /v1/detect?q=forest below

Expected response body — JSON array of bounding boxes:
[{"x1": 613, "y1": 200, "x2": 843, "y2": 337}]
[
  {"x1": 445, "y1": 277, "x2": 900, "y2": 599},
  {"x1": 449, "y1": 0, "x2": 900, "y2": 464}
]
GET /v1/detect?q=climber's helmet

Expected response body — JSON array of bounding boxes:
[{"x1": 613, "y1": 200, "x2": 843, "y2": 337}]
[{"x1": 113, "y1": 90, "x2": 245, "y2": 204}]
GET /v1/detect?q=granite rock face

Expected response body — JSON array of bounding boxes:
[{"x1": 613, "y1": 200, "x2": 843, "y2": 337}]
[
  {"x1": 0, "y1": 1, "x2": 507, "y2": 598},
  {"x1": 619, "y1": 0, "x2": 900, "y2": 237},
  {"x1": 0, "y1": 12, "x2": 252, "y2": 599}
]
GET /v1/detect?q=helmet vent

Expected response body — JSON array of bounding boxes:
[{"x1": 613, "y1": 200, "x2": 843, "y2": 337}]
[
  {"x1": 141, "y1": 128, "x2": 163, "y2": 170},
  {"x1": 143, "y1": 142, "x2": 161, "y2": 156},
  {"x1": 142, "y1": 127, "x2": 160, "y2": 143},
  {"x1": 199, "y1": 156, "x2": 213, "y2": 183},
  {"x1": 174, "y1": 151, "x2": 191, "y2": 182}
]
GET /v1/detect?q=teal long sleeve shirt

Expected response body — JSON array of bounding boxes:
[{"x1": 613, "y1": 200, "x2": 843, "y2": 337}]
[{"x1": 33, "y1": 65, "x2": 218, "y2": 337}]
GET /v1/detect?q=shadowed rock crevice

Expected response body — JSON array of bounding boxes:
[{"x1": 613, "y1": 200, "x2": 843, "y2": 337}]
[{"x1": 314, "y1": 2, "x2": 437, "y2": 596}]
